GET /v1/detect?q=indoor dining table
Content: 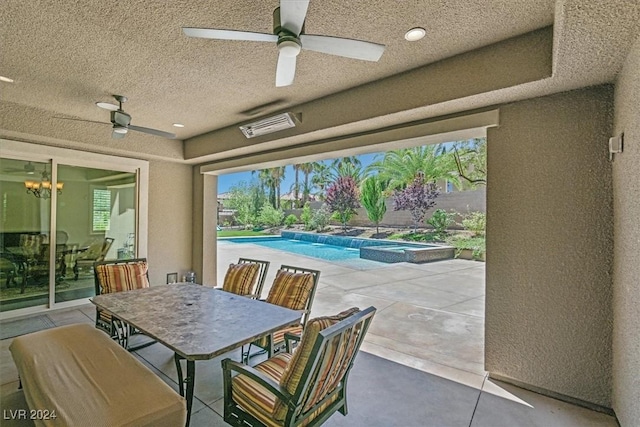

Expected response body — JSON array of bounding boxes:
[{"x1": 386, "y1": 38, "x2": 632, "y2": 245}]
[{"x1": 91, "y1": 283, "x2": 302, "y2": 427}]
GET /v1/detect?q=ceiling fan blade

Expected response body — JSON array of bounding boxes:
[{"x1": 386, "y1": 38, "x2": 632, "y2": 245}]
[
  {"x1": 55, "y1": 116, "x2": 110, "y2": 126},
  {"x1": 128, "y1": 125, "x2": 177, "y2": 139},
  {"x1": 279, "y1": 0, "x2": 310, "y2": 36},
  {"x1": 275, "y1": 53, "x2": 297, "y2": 87},
  {"x1": 183, "y1": 27, "x2": 278, "y2": 43},
  {"x1": 96, "y1": 102, "x2": 118, "y2": 111},
  {"x1": 300, "y1": 34, "x2": 385, "y2": 61}
]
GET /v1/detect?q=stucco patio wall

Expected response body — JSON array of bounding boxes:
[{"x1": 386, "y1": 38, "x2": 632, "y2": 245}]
[
  {"x1": 611, "y1": 35, "x2": 640, "y2": 427},
  {"x1": 485, "y1": 86, "x2": 614, "y2": 409}
]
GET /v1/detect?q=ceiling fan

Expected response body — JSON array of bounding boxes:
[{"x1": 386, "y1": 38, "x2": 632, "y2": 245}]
[
  {"x1": 57, "y1": 95, "x2": 176, "y2": 139},
  {"x1": 2, "y1": 161, "x2": 36, "y2": 175},
  {"x1": 183, "y1": 0, "x2": 385, "y2": 87}
]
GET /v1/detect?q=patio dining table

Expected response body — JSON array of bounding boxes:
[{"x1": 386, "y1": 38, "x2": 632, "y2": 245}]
[{"x1": 91, "y1": 283, "x2": 302, "y2": 427}]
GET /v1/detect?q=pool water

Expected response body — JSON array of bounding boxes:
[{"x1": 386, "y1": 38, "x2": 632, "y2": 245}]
[{"x1": 223, "y1": 237, "x2": 362, "y2": 261}]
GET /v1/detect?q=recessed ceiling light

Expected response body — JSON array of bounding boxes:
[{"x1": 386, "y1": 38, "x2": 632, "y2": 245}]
[
  {"x1": 0, "y1": 75, "x2": 15, "y2": 83},
  {"x1": 172, "y1": 123, "x2": 185, "y2": 128},
  {"x1": 404, "y1": 27, "x2": 426, "y2": 42}
]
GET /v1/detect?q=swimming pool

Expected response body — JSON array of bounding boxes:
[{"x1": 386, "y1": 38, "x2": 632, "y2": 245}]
[{"x1": 222, "y1": 237, "x2": 362, "y2": 261}]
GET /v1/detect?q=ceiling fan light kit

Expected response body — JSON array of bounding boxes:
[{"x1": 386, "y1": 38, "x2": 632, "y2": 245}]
[
  {"x1": 239, "y1": 112, "x2": 300, "y2": 138},
  {"x1": 60, "y1": 95, "x2": 176, "y2": 140},
  {"x1": 183, "y1": 0, "x2": 385, "y2": 87},
  {"x1": 277, "y1": 38, "x2": 302, "y2": 57}
]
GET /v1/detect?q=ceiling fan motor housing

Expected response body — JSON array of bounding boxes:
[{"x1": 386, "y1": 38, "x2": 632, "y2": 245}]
[{"x1": 111, "y1": 110, "x2": 131, "y2": 127}]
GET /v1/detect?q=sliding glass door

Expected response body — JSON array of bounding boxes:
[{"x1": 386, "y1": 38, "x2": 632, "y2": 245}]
[
  {"x1": 0, "y1": 157, "x2": 138, "y2": 313},
  {"x1": 0, "y1": 159, "x2": 52, "y2": 311},
  {"x1": 54, "y1": 165, "x2": 137, "y2": 304}
]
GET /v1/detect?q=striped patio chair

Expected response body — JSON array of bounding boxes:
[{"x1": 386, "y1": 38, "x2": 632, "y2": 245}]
[
  {"x1": 244, "y1": 265, "x2": 320, "y2": 364},
  {"x1": 93, "y1": 258, "x2": 156, "y2": 351},
  {"x1": 223, "y1": 306, "x2": 376, "y2": 427},
  {"x1": 222, "y1": 258, "x2": 270, "y2": 299}
]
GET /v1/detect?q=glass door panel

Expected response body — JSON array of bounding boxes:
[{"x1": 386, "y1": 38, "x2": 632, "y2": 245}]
[
  {"x1": 55, "y1": 165, "x2": 136, "y2": 303},
  {"x1": 0, "y1": 158, "x2": 52, "y2": 312}
]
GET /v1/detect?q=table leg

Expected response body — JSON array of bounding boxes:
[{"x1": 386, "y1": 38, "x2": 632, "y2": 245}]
[
  {"x1": 174, "y1": 354, "x2": 195, "y2": 427},
  {"x1": 174, "y1": 353, "x2": 184, "y2": 396},
  {"x1": 185, "y1": 360, "x2": 195, "y2": 427}
]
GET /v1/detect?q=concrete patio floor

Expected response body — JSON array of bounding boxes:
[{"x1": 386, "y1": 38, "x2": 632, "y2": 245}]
[
  {"x1": 217, "y1": 239, "x2": 487, "y2": 385},
  {"x1": 0, "y1": 240, "x2": 618, "y2": 426}
]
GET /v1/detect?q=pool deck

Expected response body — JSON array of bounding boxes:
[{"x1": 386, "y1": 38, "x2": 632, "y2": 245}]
[{"x1": 218, "y1": 239, "x2": 486, "y2": 388}]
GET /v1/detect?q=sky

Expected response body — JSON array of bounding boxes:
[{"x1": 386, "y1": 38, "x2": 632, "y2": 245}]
[{"x1": 217, "y1": 152, "x2": 381, "y2": 194}]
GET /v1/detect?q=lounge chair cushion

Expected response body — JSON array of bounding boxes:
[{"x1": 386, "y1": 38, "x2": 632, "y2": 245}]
[
  {"x1": 222, "y1": 262, "x2": 259, "y2": 296},
  {"x1": 9, "y1": 323, "x2": 186, "y2": 427},
  {"x1": 231, "y1": 353, "x2": 293, "y2": 427},
  {"x1": 273, "y1": 307, "x2": 361, "y2": 420},
  {"x1": 266, "y1": 270, "x2": 314, "y2": 311},
  {"x1": 95, "y1": 261, "x2": 150, "y2": 294}
]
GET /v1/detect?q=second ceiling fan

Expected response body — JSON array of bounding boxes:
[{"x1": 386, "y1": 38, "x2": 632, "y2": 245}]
[{"x1": 183, "y1": 0, "x2": 385, "y2": 87}]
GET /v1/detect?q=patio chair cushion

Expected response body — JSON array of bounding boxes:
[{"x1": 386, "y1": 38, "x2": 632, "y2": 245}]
[
  {"x1": 95, "y1": 261, "x2": 150, "y2": 294},
  {"x1": 266, "y1": 270, "x2": 314, "y2": 311},
  {"x1": 273, "y1": 307, "x2": 361, "y2": 420},
  {"x1": 222, "y1": 262, "x2": 259, "y2": 296},
  {"x1": 231, "y1": 353, "x2": 293, "y2": 427},
  {"x1": 254, "y1": 324, "x2": 303, "y2": 350}
]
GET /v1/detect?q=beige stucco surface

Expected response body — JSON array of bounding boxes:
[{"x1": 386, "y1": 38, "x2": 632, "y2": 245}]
[
  {"x1": 485, "y1": 87, "x2": 614, "y2": 408},
  {"x1": 612, "y1": 36, "x2": 640, "y2": 427},
  {"x1": 147, "y1": 160, "x2": 193, "y2": 285}
]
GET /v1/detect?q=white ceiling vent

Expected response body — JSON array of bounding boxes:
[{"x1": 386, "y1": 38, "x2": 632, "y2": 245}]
[{"x1": 239, "y1": 112, "x2": 299, "y2": 138}]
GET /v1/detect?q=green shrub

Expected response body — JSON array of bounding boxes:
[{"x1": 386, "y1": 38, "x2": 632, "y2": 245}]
[
  {"x1": 284, "y1": 214, "x2": 298, "y2": 228},
  {"x1": 310, "y1": 205, "x2": 332, "y2": 232},
  {"x1": 447, "y1": 235, "x2": 486, "y2": 259},
  {"x1": 301, "y1": 202, "x2": 313, "y2": 230},
  {"x1": 257, "y1": 203, "x2": 285, "y2": 228},
  {"x1": 461, "y1": 211, "x2": 486, "y2": 237},
  {"x1": 427, "y1": 209, "x2": 455, "y2": 235}
]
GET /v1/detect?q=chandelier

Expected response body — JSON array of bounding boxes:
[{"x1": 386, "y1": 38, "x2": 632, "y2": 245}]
[{"x1": 24, "y1": 169, "x2": 63, "y2": 199}]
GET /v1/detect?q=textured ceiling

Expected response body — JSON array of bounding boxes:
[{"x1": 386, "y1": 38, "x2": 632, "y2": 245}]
[{"x1": 0, "y1": 0, "x2": 639, "y2": 164}]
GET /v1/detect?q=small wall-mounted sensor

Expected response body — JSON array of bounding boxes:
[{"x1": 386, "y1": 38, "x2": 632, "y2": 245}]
[{"x1": 609, "y1": 134, "x2": 624, "y2": 161}]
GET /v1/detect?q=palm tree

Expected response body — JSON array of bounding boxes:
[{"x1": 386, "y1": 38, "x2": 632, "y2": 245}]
[
  {"x1": 330, "y1": 161, "x2": 366, "y2": 184},
  {"x1": 292, "y1": 163, "x2": 301, "y2": 208},
  {"x1": 253, "y1": 169, "x2": 274, "y2": 206},
  {"x1": 298, "y1": 162, "x2": 314, "y2": 205},
  {"x1": 269, "y1": 166, "x2": 286, "y2": 209},
  {"x1": 331, "y1": 156, "x2": 361, "y2": 170},
  {"x1": 365, "y1": 145, "x2": 454, "y2": 192},
  {"x1": 311, "y1": 162, "x2": 332, "y2": 200}
]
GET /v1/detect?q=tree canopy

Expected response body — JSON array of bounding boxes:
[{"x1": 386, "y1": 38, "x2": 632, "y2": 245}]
[
  {"x1": 393, "y1": 174, "x2": 439, "y2": 232},
  {"x1": 325, "y1": 176, "x2": 361, "y2": 231}
]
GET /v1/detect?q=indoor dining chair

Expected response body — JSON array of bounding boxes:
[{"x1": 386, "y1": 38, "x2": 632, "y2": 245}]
[{"x1": 74, "y1": 237, "x2": 114, "y2": 280}]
